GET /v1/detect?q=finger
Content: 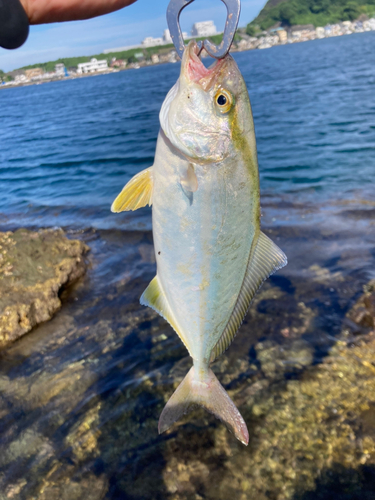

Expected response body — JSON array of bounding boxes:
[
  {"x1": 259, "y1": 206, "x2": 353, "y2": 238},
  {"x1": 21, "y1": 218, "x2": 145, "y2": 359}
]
[{"x1": 20, "y1": 0, "x2": 137, "y2": 25}]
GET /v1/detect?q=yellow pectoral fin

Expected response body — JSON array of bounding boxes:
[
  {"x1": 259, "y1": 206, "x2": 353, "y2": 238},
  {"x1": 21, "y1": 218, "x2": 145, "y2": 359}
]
[{"x1": 111, "y1": 167, "x2": 153, "y2": 212}]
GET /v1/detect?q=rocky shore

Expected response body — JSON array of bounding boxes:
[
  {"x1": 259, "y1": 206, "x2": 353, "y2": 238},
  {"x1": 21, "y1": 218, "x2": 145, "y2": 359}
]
[
  {"x1": 0, "y1": 228, "x2": 89, "y2": 349},
  {"x1": 0, "y1": 210, "x2": 373, "y2": 499}
]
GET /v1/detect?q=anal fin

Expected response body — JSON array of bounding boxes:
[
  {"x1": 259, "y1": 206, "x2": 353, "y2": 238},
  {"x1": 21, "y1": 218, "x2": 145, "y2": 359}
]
[
  {"x1": 140, "y1": 276, "x2": 191, "y2": 355},
  {"x1": 211, "y1": 231, "x2": 287, "y2": 362},
  {"x1": 111, "y1": 167, "x2": 153, "y2": 212}
]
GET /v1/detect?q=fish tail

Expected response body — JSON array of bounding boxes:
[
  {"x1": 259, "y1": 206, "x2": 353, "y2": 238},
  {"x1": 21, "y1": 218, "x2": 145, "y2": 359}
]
[{"x1": 158, "y1": 366, "x2": 249, "y2": 445}]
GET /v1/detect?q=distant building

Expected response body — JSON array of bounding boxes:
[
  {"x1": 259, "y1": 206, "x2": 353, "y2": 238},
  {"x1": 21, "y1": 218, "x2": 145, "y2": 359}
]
[
  {"x1": 163, "y1": 29, "x2": 172, "y2": 43},
  {"x1": 291, "y1": 30, "x2": 302, "y2": 40},
  {"x1": 25, "y1": 68, "x2": 44, "y2": 79},
  {"x1": 277, "y1": 29, "x2": 287, "y2": 43},
  {"x1": 151, "y1": 54, "x2": 160, "y2": 64},
  {"x1": 237, "y1": 39, "x2": 251, "y2": 51},
  {"x1": 270, "y1": 27, "x2": 287, "y2": 43},
  {"x1": 191, "y1": 21, "x2": 217, "y2": 37},
  {"x1": 105, "y1": 29, "x2": 189, "y2": 54},
  {"x1": 169, "y1": 50, "x2": 178, "y2": 63},
  {"x1": 110, "y1": 58, "x2": 127, "y2": 69},
  {"x1": 142, "y1": 36, "x2": 164, "y2": 47},
  {"x1": 77, "y1": 58, "x2": 108, "y2": 74},
  {"x1": 55, "y1": 63, "x2": 66, "y2": 76},
  {"x1": 15, "y1": 74, "x2": 27, "y2": 83}
]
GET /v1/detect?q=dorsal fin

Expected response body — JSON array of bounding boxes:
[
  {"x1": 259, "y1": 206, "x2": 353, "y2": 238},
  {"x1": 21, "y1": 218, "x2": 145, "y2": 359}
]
[
  {"x1": 140, "y1": 276, "x2": 191, "y2": 355},
  {"x1": 111, "y1": 167, "x2": 153, "y2": 212},
  {"x1": 210, "y1": 231, "x2": 287, "y2": 362}
]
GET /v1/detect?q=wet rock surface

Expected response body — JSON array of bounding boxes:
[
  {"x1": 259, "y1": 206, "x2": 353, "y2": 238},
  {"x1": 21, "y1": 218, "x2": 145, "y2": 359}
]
[
  {"x1": 0, "y1": 202, "x2": 374, "y2": 500},
  {"x1": 0, "y1": 229, "x2": 89, "y2": 349},
  {"x1": 343, "y1": 280, "x2": 375, "y2": 336}
]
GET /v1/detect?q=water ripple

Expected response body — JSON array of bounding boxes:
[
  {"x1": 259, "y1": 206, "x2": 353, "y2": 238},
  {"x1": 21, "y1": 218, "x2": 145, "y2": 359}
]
[{"x1": 0, "y1": 32, "x2": 374, "y2": 230}]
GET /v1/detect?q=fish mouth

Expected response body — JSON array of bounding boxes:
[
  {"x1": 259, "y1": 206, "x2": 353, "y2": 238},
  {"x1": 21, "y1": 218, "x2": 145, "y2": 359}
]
[{"x1": 182, "y1": 41, "x2": 228, "y2": 90}]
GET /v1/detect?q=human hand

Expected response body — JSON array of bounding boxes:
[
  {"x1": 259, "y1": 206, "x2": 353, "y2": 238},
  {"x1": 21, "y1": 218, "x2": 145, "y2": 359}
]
[{"x1": 20, "y1": 0, "x2": 137, "y2": 24}]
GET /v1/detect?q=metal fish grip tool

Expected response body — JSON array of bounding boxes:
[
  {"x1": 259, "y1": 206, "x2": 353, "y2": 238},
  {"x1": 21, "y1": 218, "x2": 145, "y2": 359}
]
[{"x1": 167, "y1": 0, "x2": 241, "y2": 60}]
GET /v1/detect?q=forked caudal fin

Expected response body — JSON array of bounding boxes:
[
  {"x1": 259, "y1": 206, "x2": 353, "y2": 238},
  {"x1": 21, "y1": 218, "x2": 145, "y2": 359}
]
[{"x1": 159, "y1": 366, "x2": 249, "y2": 445}]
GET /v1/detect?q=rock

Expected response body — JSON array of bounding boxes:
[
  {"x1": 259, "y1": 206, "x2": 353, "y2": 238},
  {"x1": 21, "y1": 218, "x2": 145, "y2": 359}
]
[
  {"x1": 1, "y1": 225, "x2": 375, "y2": 499},
  {"x1": 256, "y1": 338, "x2": 314, "y2": 379},
  {"x1": 149, "y1": 332, "x2": 375, "y2": 500},
  {"x1": 343, "y1": 279, "x2": 375, "y2": 335},
  {"x1": 0, "y1": 229, "x2": 89, "y2": 349}
]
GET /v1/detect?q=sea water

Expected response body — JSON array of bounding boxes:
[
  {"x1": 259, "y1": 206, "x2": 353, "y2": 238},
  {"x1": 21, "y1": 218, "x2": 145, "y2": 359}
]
[
  {"x1": 0, "y1": 31, "x2": 374, "y2": 500},
  {"x1": 0, "y1": 31, "x2": 374, "y2": 230}
]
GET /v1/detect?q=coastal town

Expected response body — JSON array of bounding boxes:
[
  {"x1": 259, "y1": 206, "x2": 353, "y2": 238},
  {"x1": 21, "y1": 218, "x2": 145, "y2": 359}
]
[
  {"x1": 243, "y1": 16, "x2": 375, "y2": 49},
  {"x1": 1, "y1": 16, "x2": 375, "y2": 87}
]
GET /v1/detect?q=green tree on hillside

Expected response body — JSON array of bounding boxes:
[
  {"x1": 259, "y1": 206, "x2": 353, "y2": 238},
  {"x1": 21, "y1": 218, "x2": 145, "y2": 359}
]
[
  {"x1": 247, "y1": 0, "x2": 375, "y2": 31},
  {"x1": 342, "y1": 2, "x2": 361, "y2": 20},
  {"x1": 246, "y1": 25, "x2": 259, "y2": 36}
]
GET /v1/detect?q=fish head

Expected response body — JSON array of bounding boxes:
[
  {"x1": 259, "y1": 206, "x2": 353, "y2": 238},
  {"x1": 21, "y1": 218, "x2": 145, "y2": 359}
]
[{"x1": 160, "y1": 41, "x2": 249, "y2": 164}]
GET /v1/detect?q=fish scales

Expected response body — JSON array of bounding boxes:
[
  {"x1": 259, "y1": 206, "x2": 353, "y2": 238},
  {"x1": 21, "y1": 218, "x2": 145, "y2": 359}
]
[
  {"x1": 152, "y1": 130, "x2": 258, "y2": 361},
  {"x1": 112, "y1": 41, "x2": 287, "y2": 445}
]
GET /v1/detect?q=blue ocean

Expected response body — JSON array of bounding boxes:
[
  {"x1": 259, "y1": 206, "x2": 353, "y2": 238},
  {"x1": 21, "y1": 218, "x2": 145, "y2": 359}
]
[
  {"x1": 0, "y1": 32, "x2": 374, "y2": 500},
  {"x1": 1, "y1": 31, "x2": 374, "y2": 230}
]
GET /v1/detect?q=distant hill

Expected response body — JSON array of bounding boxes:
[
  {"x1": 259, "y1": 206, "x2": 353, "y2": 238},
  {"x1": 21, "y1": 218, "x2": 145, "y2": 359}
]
[{"x1": 247, "y1": 0, "x2": 375, "y2": 33}]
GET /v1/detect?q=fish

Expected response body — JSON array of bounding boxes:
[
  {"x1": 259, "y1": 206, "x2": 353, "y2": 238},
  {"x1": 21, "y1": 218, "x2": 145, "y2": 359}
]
[{"x1": 112, "y1": 41, "x2": 287, "y2": 445}]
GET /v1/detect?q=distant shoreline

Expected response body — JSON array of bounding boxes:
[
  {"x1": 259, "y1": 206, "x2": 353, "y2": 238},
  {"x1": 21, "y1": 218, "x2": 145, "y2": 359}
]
[
  {"x1": 0, "y1": 68, "x2": 121, "y2": 90},
  {"x1": 1, "y1": 58, "x2": 182, "y2": 90},
  {"x1": 1, "y1": 28, "x2": 374, "y2": 91}
]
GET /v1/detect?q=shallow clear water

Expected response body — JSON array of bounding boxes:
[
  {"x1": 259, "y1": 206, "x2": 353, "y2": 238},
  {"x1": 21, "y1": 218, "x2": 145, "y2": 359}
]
[{"x1": 0, "y1": 32, "x2": 374, "y2": 500}]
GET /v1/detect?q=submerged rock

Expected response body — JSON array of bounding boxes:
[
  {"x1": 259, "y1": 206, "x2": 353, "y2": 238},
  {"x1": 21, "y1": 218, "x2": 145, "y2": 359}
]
[
  {"x1": 343, "y1": 280, "x2": 375, "y2": 336},
  {"x1": 0, "y1": 229, "x2": 89, "y2": 348},
  {"x1": 0, "y1": 224, "x2": 374, "y2": 500}
]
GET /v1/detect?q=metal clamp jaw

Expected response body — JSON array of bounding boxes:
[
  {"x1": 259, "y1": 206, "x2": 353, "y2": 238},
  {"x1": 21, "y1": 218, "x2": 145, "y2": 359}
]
[{"x1": 167, "y1": 0, "x2": 241, "y2": 60}]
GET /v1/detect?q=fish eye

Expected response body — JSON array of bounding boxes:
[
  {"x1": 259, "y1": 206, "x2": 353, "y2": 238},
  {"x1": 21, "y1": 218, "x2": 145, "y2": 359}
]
[
  {"x1": 217, "y1": 94, "x2": 227, "y2": 106},
  {"x1": 214, "y1": 89, "x2": 233, "y2": 114}
]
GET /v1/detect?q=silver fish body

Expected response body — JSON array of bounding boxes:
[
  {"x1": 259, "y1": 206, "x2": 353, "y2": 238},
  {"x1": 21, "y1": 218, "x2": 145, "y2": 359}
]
[
  {"x1": 112, "y1": 42, "x2": 287, "y2": 444},
  {"x1": 151, "y1": 128, "x2": 258, "y2": 366}
]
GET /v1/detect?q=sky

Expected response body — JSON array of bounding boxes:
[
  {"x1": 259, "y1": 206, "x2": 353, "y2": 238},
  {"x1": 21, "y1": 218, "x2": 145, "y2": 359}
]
[{"x1": 0, "y1": 0, "x2": 266, "y2": 72}]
